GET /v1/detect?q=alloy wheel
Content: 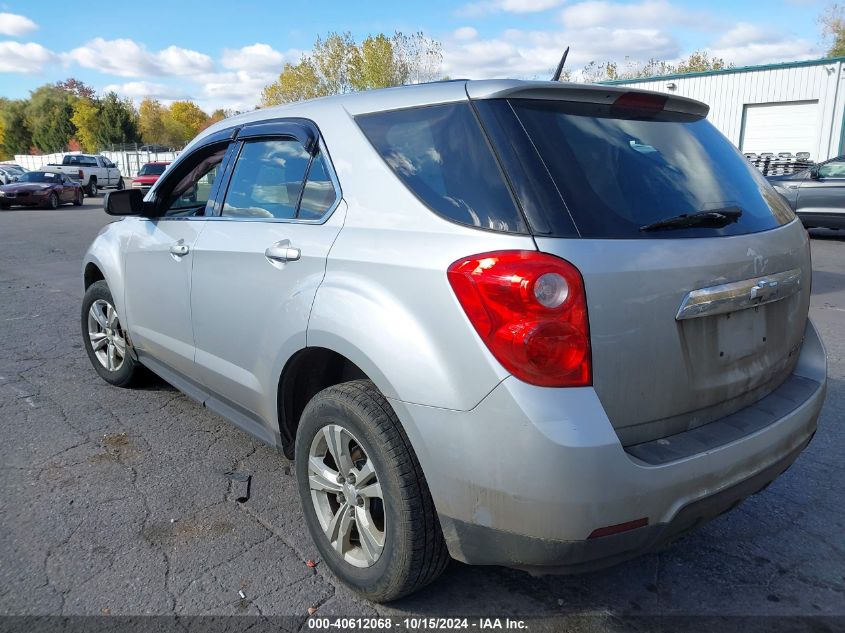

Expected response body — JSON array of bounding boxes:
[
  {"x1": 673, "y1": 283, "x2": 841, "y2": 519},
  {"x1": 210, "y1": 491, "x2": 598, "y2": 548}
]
[
  {"x1": 87, "y1": 299, "x2": 126, "y2": 372},
  {"x1": 308, "y1": 424, "x2": 386, "y2": 568}
]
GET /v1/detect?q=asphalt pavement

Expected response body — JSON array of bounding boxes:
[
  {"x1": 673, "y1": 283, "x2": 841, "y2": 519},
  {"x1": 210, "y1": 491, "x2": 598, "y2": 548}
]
[{"x1": 0, "y1": 196, "x2": 843, "y2": 628}]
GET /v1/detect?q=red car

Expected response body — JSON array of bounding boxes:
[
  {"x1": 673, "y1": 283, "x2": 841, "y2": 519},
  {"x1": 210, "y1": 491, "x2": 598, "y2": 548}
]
[
  {"x1": 131, "y1": 161, "x2": 170, "y2": 193},
  {"x1": 0, "y1": 171, "x2": 84, "y2": 209}
]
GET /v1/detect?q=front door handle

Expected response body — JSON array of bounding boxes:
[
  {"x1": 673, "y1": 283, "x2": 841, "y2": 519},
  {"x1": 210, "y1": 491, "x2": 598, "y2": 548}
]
[
  {"x1": 265, "y1": 243, "x2": 301, "y2": 263},
  {"x1": 170, "y1": 241, "x2": 190, "y2": 257}
]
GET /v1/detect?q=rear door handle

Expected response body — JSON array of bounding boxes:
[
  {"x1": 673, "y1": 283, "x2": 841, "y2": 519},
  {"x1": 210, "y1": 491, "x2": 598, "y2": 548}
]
[
  {"x1": 265, "y1": 243, "x2": 301, "y2": 263},
  {"x1": 170, "y1": 241, "x2": 190, "y2": 256}
]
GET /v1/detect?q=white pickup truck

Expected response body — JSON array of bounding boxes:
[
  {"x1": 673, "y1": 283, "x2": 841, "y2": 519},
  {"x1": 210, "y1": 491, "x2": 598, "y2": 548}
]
[{"x1": 41, "y1": 154, "x2": 123, "y2": 196}]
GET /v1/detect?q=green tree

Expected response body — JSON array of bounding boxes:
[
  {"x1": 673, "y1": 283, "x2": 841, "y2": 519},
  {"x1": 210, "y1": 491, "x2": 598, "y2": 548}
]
[
  {"x1": 139, "y1": 98, "x2": 168, "y2": 145},
  {"x1": 26, "y1": 85, "x2": 76, "y2": 152},
  {"x1": 675, "y1": 51, "x2": 730, "y2": 74},
  {"x1": 98, "y1": 92, "x2": 140, "y2": 147},
  {"x1": 262, "y1": 30, "x2": 443, "y2": 106},
  {"x1": 0, "y1": 100, "x2": 32, "y2": 156},
  {"x1": 262, "y1": 58, "x2": 327, "y2": 105},
  {"x1": 821, "y1": 3, "x2": 845, "y2": 57},
  {"x1": 162, "y1": 101, "x2": 209, "y2": 146},
  {"x1": 70, "y1": 97, "x2": 101, "y2": 152}
]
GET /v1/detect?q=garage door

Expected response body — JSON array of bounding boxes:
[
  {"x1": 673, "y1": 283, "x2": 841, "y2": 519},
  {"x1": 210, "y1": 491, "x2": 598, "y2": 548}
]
[{"x1": 740, "y1": 100, "x2": 819, "y2": 156}]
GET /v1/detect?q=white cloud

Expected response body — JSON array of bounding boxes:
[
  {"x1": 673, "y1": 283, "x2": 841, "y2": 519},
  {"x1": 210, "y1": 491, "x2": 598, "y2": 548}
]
[
  {"x1": 442, "y1": 26, "x2": 678, "y2": 79},
  {"x1": 102, "y1": 81, "x2": 189, "y2": 102},
  {"x1": 67, "y1": 38, "x2": 214, "y2": 77},
  {"x1": 195, "y1": 70, "x2": 277, "y2": 112},
  {"x1": 453, "y1": 27, "x2": 479, "y2": 41},
  {"x1": 0, "y1": 41, "x2": 56, "y2": 73},
  {"x1": 0, "y1": 13, "x2": 37, "y2": 37},
  {"x1": 221, "y1": 43, "x2": 294, "y2": 72},
  {"x1": 457, "y1": 0, "x2": 565, "y2": 16},
  {"x1": 560, "y1": 0, "x2": 710, "y2": 29},
  {"x1": 708, "y1": 24, "x2": 821, "y2": 66}
]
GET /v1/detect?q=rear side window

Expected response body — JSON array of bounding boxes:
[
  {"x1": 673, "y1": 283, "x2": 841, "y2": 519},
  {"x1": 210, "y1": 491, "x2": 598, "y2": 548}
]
[
  {"x1": 356, "y1": 103, "x2": 527, "y2": 233},
  {"x1": 504, "y1": 99, "x2": 794, "y2": 238}
]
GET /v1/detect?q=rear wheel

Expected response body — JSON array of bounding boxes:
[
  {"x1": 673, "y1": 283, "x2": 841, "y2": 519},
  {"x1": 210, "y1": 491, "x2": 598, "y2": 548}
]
[
  {"x1": 87, "y1": 178, "x2": 98, "y2": 197},
  {"x1": 116, "y1": 177, "x2": 125, "y2": 190},
  {"x1": 295, "y1": 380, "x2": 449, "y2": 602},
  {"x1": 81, "y1": 281, "x2": 146, "y2": 387}
]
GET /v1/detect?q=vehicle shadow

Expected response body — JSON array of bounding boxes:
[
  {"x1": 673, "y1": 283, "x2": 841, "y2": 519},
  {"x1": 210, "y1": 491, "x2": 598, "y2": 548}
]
[{"x1": 811, "y1": 269, "x2": 845, "y2": 296}]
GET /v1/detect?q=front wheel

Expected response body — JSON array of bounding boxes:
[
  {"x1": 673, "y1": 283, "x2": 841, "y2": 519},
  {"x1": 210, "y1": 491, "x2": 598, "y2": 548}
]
[
  {"x1": 81, "y1": 280, "x2": 146, "y2": 387},
  {"x1": 73, "y1": 188, "x2": 83, "y2": 206},
  {"x1": 46, "y1": 192, "x2": 59, "y2": 209},
  {"x1": 295, "y1": 380, "x2": 449, "y2": 602}
]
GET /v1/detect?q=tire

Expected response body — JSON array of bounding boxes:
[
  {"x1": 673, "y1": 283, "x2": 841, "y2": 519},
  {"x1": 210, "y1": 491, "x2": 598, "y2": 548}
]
[
  {"x1": 0, "y1": 203, "x2": 9, "y2": 210},
  {"x1": 116, "y1": 177, "x2": 125, "y2": 191},
  {"x1": 81, "y1": 280, "x2": 146, "y2": 387},
  {"x1": 87, "y1": 178, "x2": 98, "y2": 197},
  {"x1": 73, "y1": 188, "x2": 83, "y2": 206},
  {"x1": 295, "y1": 380, "x2": 449, "y2": 602},
  {"x1": 46, "y1": 192, "x2": 59, "y2": 209}
]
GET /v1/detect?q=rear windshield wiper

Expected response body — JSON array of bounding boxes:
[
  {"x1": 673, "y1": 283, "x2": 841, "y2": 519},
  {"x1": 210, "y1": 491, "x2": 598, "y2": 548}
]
[{"x1": 640, "y1": 208, "x2": 743, "y2": 232}]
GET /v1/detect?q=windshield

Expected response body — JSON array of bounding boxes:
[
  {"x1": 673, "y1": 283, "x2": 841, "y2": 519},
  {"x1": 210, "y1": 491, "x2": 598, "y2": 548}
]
[
  {"x1": 500, "y1": 99, "x2": 795, "y2": 238},
  {"x1": 18, "y1": 172, "x2": 61, "y2": 183},
  {"x1": 139, "y1": 163, "x2": 168, "y2": 176}
]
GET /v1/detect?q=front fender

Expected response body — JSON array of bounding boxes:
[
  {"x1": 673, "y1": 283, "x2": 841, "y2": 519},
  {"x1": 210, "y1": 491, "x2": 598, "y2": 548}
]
[{"x1": 82, "y1": 219, "x2": 134, "y2": 327}]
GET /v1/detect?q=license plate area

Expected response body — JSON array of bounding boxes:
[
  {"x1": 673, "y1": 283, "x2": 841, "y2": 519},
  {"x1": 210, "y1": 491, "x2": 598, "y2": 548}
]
[{"x1": 716, "y1": 306, "x2": 765, "y2": 361}]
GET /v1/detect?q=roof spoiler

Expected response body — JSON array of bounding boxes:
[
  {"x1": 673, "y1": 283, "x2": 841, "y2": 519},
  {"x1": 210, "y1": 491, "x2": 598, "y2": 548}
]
[{"x1": 466, "y1": 80, "x2": 710, "y2": 119}]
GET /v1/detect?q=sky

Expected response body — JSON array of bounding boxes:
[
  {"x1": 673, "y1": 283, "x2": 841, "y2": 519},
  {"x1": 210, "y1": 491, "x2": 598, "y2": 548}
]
[{"x1": 0, "y1": 0, "x2": 833, "y2": 113}]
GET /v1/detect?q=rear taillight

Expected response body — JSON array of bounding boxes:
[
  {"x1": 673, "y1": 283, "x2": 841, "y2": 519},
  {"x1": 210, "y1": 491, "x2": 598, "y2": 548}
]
[
  {"x1": 447, "y1": 250, "x2": 591, "y2": 387},
  {"x1": 78, "y1": 169, "x2": 84, "y2": 180}
]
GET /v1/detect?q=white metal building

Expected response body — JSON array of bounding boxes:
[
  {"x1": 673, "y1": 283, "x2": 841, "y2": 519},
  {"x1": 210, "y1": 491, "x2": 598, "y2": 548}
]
[{"x1": 605, "y1": 56, "x2": 845, "y2": 162}]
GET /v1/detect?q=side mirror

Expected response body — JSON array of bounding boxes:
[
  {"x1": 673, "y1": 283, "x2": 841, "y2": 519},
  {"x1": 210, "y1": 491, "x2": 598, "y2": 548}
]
[
  {"x1": 104, "y1": 189, "x2": 146, "y2": 216},
  {"x1": 810, "y1": 166, "x2": 821, "y2": 180}
]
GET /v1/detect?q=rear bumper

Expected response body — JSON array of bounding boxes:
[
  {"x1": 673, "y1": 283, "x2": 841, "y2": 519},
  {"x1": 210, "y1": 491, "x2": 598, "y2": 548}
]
[{"x1": 391, "y1": 319, "x2": 827, "y2": 570}]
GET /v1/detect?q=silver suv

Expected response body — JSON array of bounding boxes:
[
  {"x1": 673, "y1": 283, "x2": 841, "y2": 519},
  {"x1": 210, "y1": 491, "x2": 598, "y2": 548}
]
[{"x1": 82, "y1": 80, "x2": 827, "y2": 602}]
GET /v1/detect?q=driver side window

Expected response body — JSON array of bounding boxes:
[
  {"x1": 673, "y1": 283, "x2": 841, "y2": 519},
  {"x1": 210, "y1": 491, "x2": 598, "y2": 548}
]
[{"x1": 162, "y1": 146, "x2": 228, "y2": 217}]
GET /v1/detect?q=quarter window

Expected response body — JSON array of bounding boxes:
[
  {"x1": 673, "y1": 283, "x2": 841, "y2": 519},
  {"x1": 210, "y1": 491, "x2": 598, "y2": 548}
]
[
  {"x1": 299, "y1": 151, "x2": 338, "y2": 219},
  {"x1": 222, "y1": 139, "x2": 311, "y2": 219},
  {"x1": 356, "y1": 103, "x2": 527, "y2": 233}
]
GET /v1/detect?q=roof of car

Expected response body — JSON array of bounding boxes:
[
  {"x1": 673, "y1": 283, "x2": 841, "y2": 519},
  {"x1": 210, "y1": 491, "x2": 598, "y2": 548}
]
[{"x1": 192, "y1": 78, "x2": 708, "y2": 150}]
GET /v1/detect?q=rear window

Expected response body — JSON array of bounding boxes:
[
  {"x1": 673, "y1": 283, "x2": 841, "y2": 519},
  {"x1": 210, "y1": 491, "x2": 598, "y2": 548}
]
[
  {"x1": 139, "y1": 163, "x2": 167, "y2": 176},
  {"x1": 64, "y1": 155, "x2": 97, "y2": 167},
  {"x1": 356, "y1": 103, "x2": 527, "y2": 234},
  {"x1": 505, "y1": 99, "x2": 795, "y2": 238}
]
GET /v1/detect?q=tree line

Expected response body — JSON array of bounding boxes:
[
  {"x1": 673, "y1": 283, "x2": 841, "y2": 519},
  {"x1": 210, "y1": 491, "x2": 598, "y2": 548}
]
[{"x1": 0, "y1": 79, "x2": 230, "y2": 160}]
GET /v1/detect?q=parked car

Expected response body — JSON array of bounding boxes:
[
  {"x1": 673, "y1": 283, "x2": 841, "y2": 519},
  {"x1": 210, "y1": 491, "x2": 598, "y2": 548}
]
[
  {"x1": 82, "y1": 80, "x2": 827, "y2": 602},
  {"x1": 42, "y1": 154, "x2": 123, "y2": 196},
  {"x1": 0, "y1": 165, "x2": 25, "y2": 184},
  {"x1": 769, "y1": 155, "x2": 845, "y2": 229},
  {"x1": 131, "y1": 161, "x2": 170, "y2": 194},
  {"x1": 0, "y1": 170, "x2": 84, "y2": 209}
]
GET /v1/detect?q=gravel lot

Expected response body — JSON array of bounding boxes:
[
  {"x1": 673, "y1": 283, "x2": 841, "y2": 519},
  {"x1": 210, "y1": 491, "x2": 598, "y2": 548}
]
[{"x1": 1, "y1": 196, "x2": 843, "y2": 628}]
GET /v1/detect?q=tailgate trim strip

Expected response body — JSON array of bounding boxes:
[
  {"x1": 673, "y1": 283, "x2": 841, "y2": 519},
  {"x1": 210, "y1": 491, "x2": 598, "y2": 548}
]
[{"x1": 676, "y1": 268, "x2": 802, "y2": 320}]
